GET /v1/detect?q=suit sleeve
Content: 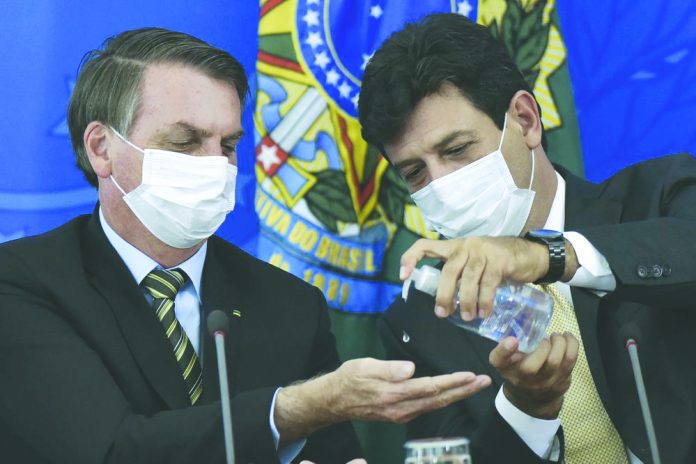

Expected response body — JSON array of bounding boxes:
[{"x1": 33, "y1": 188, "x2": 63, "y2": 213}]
[
  {"x1": 295, "y1": 287, "x2": 363, "y2": 463},
  {"x1": 378, "y1": 310, "x2": 563, "y2": 464},
  {"x1": 574, "y1": 154, "x2": 696, "y2": 306}
]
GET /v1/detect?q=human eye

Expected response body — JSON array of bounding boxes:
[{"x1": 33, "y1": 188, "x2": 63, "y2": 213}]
[
  {"x1": 443, "y1": 141, "x2": 473, "y2": 158},
  {"x1": 159, "y1": 138, "x2": 199, "y2": 154},
  {"x1": 222, "y1": 143, "x2": 238, "y2": 157},
  {"x1": 171, "y1": 141, "x2": 195, "y2": 150},
  {"x1": 401, "y1": 165, "x2": 426, "y2": 188}
]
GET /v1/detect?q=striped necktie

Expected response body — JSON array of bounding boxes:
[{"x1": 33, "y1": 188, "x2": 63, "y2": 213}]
[
  {"x1": 540, "y1": 283, "x2": 628, "y2": 463},
  {"x1": 142, "y1": 268, "x2": 203, "y2": 405}
]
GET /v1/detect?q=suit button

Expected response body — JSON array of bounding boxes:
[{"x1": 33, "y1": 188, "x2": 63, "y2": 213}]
[
  {"x1": 651, "y1": 264, "x2": 663, "y2": 278},
  {"x1": 663, "y1": 264, "x2": 672, "y2": 277},
  {"x1": 636, "y1": 265, "x2": 649, "y2": 278}
]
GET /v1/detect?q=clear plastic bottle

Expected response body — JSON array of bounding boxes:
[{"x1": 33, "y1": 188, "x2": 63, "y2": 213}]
[{"x1": 402, "y1": 265, "x2": 554, "y2": 353}]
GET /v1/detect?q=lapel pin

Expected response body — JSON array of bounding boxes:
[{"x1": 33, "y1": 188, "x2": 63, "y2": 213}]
[{"x1": 232, "y1": 309, "x2": 242, "y2": 318}]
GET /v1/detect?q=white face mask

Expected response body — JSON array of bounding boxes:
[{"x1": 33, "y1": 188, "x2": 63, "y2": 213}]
[
  {"x1": 410, "y1": 114, "x2": 535, "y2": 239},
  {"x1": 109, "y1": 128, "x2": 237, "y2": 249}
]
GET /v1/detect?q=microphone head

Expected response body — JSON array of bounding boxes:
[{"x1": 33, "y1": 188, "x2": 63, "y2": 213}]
[
  {"x1": 207, "y1": 309, "x2": 230, "y2": 337},
  {"x1": 619, "y1": 321, "x2": 643, "y2": 345}
]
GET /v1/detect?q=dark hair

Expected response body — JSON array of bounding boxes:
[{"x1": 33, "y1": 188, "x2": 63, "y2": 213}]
[
  {"x1": 359, "y1": 13, "x2": 542, "y2": 156},
  {"x1": 68, "y1": 27, "x2": 248, "y2": 187}
]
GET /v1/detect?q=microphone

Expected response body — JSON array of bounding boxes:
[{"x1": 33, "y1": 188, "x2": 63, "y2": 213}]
[
  {"x1": 619, "y1": 323, "x2": 661, "y2": 464},
  {"x1": 207, "y1": 310, "x2": 235, "y2": 464}
]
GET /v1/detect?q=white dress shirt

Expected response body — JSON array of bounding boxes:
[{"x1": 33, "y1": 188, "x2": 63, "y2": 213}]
[
  {"x1": 493, "y1": 173, "x2": 641, "y2": 462},
  {"x1": 99, "y1": 208, "x2": 304, "y2": 463}
]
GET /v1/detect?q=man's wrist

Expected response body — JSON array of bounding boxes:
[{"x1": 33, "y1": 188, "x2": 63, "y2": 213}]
[
  {"x1": 524, "y1": 230, "x2": 565, "y2": 283},
  {"x1": 561, "y1": 239, "x2": 579, "y2": 282},
  {"x1": 502, "y1": 383, "x2": 563, "y2": 420},
  {"x1": 530, "y1": 241, "x2": 550, "y2": 281},
  {"x1": 274, "y1": 373, "x2": 337, "y2": 443}
]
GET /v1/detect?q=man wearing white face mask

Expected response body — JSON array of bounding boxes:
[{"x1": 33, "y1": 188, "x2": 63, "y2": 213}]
[
  {"x1": 108, "y1": 127, "x2": 238, "y2": 250},
  {"x1": 0, "y1": 28, "x2": 494, "y2": 463},
  {"x1": 359, "y1": 13, "x2": 696, "y2": 464}
]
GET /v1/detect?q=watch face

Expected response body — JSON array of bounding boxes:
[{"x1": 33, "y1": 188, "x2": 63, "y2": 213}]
[{"x1": 530, "y1": 229, "x2": 563, "y2": 239}]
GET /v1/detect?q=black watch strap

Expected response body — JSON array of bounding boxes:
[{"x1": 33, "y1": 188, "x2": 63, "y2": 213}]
[{"x1": 524, "y1": 229, "x2": 565, "y2": 284}]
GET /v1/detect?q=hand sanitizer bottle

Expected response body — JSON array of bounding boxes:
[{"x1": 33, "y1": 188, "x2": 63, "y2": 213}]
[{"x1": 402, "y1": 265, "x2": 554, "y2": 353}]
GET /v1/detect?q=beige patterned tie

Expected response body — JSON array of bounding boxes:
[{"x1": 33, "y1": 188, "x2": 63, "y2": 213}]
[{"x1": 540, "y1": 283, "x2": 628, "y2": 463}]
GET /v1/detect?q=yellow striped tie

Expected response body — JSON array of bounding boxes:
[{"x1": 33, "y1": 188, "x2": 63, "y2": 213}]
[
  {"x1": 540, "y1": 284, "x2": 627, "y2": 463},
  {"x1": 142, "y1": 269, "x2": 203, "y2": 405}
]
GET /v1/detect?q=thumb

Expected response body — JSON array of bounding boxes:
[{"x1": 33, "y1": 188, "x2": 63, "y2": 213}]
[
  {"x1": 386, "y1": 360, "x2": 415, "y2": 381},
  {"x1": 489, "y1": 337, "x2": 519, "y2": 369},
  {"x1": 350, "y1": 358, "x2": 415, "y2": 381}
]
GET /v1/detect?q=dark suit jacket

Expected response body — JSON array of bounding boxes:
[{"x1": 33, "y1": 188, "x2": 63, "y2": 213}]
[
  {"x1": 379, "y1": 154, "x2": 696, "y2": 464},
  {"x1": 0, "y1": 210, "x2": 361, "y2": 463}
]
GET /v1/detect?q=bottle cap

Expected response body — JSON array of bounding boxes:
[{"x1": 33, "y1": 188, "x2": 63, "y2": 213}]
[{"x1": 402, "y1": 265, "x2": 441, "y2": 301}]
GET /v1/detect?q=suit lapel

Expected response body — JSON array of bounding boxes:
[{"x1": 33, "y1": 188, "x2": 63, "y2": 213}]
[
  {"x1": 560, "y1": 168, "x2": 624, "y2": 421},
  {"x1": 82, "y1": 212, "x2": 191, "y2": 409},
  {"x1": 198, "y1": 239, "x2": 243, "y2": 405}
]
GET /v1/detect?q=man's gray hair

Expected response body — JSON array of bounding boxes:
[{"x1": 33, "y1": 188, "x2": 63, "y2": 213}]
[{"x1": 67, "y1": 27, "x2": 248, "y2": 187}]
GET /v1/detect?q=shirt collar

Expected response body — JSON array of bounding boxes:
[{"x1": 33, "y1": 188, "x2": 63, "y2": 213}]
[
  {"x1": 542, "y1": 171, "x2": 566, "y2": 232},
  {"x1": 98, "y1": 207, "x2": 206, "y2": 300}
]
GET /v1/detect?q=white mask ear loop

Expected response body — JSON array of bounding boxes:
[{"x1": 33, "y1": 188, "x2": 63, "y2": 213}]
[
  {"x1": 498, "y1": 113, "x2": 534, "y2": 190},
  {"x1": 498, "y1": 113, "x2": 509, "y2": 151},
  {"x1": 109, "y1": 126, "x2": 145, "y2": 154},
  {"x1": 108, "y1": 126, "x2": 144, "y2": 196},
  {"x1": 528, "y1": 148, "x2": 536, "y2": 189},
  {"x1": 110, "y1": 175, "x2": 127, "y2": 196}
]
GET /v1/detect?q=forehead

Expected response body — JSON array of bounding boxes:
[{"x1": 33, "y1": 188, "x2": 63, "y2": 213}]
[
  {"x1": 132, "y1": 63, "x2": 242, "y2": 139},
  {"x1": 384, "y1": 84, "x2": 492, "y2": 163}
]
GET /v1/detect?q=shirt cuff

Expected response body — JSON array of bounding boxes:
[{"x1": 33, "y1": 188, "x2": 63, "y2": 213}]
[
  {"x1": 495, "y1": 387, "x2": 560, "y2": 459},
  {"x1": 565, "y1": 231, "x2": 616, "y2": 292},
  {"x1": 270, "y1": 387, "x2": 307, "y2": 464}
]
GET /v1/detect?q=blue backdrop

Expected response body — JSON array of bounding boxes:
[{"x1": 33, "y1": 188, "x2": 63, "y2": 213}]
[{"x1": 1, "y1": 0, "x2": 695, "y2": 247}]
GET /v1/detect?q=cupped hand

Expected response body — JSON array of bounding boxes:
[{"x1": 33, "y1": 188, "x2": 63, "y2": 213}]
[{"x1": 489, "y1": 334, "x2": 579, "y2": 419}]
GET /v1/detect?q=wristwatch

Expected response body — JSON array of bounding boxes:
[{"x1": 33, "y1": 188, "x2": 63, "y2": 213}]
[{"x1": 524, "y1": 229, "x2": 565, "y2": 284}]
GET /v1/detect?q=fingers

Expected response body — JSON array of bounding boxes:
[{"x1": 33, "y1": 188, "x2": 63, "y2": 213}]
[
  {"x1": 456, "y1": 253, "x2": 485, "y2": 319},
  {"x1": 337, "y1": 357, "x2": 493, "y2": 424},
  {"x1": 489, "y1": 337, "x2": 520, "y2": 370},
  {"x1": 382, "y1": 374, "x2": 492, "y2": 423},
  {"x1": 400, "y1": 239, "x2": 453, "y2": 280},
  {"x1": 561, "y1": 333, "x2": 580, "y2": 372},
  {"x1": 537, "y1": 333, "x2": 579, "y2": 382},
  {"x1": 401, "y1": 237, "x2": 508, "y2": 322},
  {"x1": 517, "y1": 338, "x2": 552, "y2": 377},
  {"x1": 541, "y1": 333, "x2": 567, "y2": 374},
  {"x1": 491, "y1": 333, "x2": 580, "y2": 418},
  {"x1": 435, "y1": 255, "x2": 468, "y2": 318},
  {"x1": 477, "y1": 267, "x2": 501, "y2": 318},
  {"x1": 391, "y1": 371, "x2": 476, "y2": 401}
]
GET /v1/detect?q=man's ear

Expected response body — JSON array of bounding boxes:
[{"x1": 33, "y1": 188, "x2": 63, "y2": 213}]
[
  {"x1": 508, "y1": 90, "x2": 543, "y2": 149},
  {"x1": 84, "y1": 121, "x2": 113, "y2": 179}
]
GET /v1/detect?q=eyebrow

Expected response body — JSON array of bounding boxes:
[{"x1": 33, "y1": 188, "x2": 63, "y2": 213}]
[
  {"x1": 153, "y1": 121, "x2": 244, "y2": 144},
  {"x1": 393, "y1": 129, "x2": 477, "y2": 172}
]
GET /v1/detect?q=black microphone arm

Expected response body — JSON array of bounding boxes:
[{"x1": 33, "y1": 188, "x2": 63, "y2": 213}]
[
  {"x1": 207, "y1": 310, "x2": 235, "y2": 464},
  {"x1": 620, "y1": 323, "x2": 661, "y2": 464}
]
